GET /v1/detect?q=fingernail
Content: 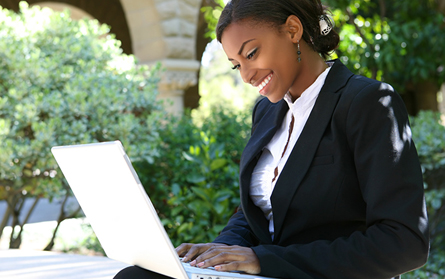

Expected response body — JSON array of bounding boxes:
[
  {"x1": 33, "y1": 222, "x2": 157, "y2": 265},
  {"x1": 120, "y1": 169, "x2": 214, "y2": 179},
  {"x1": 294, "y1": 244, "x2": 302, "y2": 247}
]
[
  {"x1": 197, "y1": 262, "x2": 204, "y2": 267},
  {"x1": 215, "y1": 266, "x2": 221, "y2": 271},
  {"x1": 182, "y1": 257, "x2": 187, "y2": 262},
  {"x1": 190, "y1": 260, "x2": 196, "y2": 266}
]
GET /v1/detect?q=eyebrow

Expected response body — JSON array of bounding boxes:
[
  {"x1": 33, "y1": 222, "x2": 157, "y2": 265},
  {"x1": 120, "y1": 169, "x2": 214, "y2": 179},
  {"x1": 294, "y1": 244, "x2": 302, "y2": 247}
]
[
  {"x1": 238, "y1": 39, "x2": 256, "y2": 55},
  {"x1": 228, "y1": 39, "x2": 257, "y2": 61}
]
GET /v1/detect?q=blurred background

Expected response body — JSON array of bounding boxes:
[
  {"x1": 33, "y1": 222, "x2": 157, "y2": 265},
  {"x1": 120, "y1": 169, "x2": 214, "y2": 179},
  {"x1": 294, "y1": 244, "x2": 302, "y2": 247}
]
[{"x1": 0, "y1": 0, "x2": 444, "y2": 277}]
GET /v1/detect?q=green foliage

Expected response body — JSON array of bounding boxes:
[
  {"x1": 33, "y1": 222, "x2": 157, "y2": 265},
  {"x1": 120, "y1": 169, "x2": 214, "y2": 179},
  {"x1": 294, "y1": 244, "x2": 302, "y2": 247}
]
[
  {"x1": 134, "y1": 106, "x2": 251, "y2": 246},
  {"x1": 411, "y1": 111, "x2": 445, "y2": 173},
  {"x1": 62, "y1": 222, "x2": 106, "y2": 256},
  {"x1": 78, "y1": 223, "x2": 106, "y2": 256},
  {"x1": 406, "y1": 111, "x2": 445, "y2": 278},
  {"x1": 167, "y1": 131, "x2": 240, "y2": 244},
  {"x1": 200, "y1": 0, "x2": 226, "y2": 40},
  {"x1": 0, "y1": 2, "x2": 163, "y2": 243},
  {"x1": 326, "y1": 0, "x2": 445, "y2": 92}
]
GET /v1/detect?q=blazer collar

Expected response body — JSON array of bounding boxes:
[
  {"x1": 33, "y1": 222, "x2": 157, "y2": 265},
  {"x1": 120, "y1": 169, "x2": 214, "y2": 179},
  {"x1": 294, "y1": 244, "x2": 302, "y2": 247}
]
[{"x1": 239, "y1": 60, "x2": 354, "y2": 243}]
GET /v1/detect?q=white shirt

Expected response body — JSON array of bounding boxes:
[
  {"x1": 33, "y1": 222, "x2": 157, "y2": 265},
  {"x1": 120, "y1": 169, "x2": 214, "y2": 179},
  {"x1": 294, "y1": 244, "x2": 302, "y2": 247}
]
[{"x1": 250, "y1": 65, "x2": 332, "y2": 239}]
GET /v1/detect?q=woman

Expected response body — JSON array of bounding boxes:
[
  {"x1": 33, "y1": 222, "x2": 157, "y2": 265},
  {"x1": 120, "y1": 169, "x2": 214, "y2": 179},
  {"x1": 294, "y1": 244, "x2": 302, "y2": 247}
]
[{"x1": 115, "y1": 0, "x2": 429, "y2": 278}]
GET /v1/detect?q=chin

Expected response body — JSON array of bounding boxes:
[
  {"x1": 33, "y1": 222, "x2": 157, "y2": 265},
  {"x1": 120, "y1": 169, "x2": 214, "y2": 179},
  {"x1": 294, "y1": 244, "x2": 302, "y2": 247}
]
[{"x1": 266, "y1": 96, "x2": 281, "y2": 103}]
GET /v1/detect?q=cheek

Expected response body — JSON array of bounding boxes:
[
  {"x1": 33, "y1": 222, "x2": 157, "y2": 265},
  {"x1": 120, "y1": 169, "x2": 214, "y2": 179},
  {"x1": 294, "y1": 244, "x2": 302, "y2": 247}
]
[{"x1": 270, "y1": 43, "x2": 297, "y2": 70}]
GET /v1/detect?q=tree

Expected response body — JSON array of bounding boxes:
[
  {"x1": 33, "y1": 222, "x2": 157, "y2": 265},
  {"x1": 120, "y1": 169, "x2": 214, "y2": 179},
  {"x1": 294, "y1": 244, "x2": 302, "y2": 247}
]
[
  {"x1": 0, "y1": 2, "x2": 163, "y2": 248},
  {"x1": 325, "y1": 0, "x2": 445, "y2": 114}
]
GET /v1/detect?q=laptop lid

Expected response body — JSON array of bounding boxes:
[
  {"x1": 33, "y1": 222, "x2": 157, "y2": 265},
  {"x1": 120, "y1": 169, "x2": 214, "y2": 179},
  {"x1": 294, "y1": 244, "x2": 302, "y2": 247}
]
[
  {"x1": 52, "y1": 141, "x2": 275, "y2": 279},
  {"x1": 52, "y1": 141, "x2": 189, "y2": 279}
]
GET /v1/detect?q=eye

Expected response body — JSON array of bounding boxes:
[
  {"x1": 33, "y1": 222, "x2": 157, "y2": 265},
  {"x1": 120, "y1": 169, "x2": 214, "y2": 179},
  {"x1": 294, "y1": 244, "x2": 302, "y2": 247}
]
[
  {"x1": 231, "y1": 64, "x2": 240, "y2": 70},
  {"x1": 246, "y1": 48, "x2": 258, "y2": 60}
]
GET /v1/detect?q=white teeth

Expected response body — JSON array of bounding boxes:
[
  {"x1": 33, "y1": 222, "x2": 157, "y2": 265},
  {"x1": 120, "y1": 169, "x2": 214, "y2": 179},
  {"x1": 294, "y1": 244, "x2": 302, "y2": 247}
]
[{"x1": 257, "y1": 75, "x2": 272, "y2": 90}]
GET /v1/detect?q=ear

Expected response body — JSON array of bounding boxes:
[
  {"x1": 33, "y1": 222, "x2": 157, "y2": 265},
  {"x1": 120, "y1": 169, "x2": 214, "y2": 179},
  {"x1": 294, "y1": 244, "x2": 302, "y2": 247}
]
[{"x1": 285, "y1": 15, "x2": 303, "y2": 44}]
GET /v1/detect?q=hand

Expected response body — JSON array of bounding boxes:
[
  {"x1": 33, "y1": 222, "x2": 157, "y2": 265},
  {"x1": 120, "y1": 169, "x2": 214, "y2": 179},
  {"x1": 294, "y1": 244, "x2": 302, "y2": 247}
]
[
  {"x1": 179, "y1": 244, "x2": 261, "y2": 274},
  {"x1": 176, "y1": 243, "x2": 227, "y2": 263}
]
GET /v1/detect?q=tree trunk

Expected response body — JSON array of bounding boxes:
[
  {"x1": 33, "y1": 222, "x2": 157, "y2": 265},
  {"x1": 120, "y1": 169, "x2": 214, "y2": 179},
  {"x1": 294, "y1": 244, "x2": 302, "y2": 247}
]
[
  {"x1": 44, "y1": 192, "x2": 69, "y2": 251},
  {"x1": 402, "y1": 81, "x2": 439, "y2": 115},
  {"x1": 8, "y1": 195, "x2": 24, "y2": 248},
  {"x1": 44, "y1": 190, "x2": 81, "y2": 251},
  {"x1": 413, "y1": 81, "x2": 439, "y2": 112},
  {"x1": 437, "y1": 0, "x2": 445, "y2": 14},
  {"x1": 9, "y1": 197, "x2": 40, "y2": 249},
  {"x1": 44, "y1": 220, "x2": 61, "y2": 251},
  {"x1": 0, "y1": 204, "x2": 12, "y2": 240}
]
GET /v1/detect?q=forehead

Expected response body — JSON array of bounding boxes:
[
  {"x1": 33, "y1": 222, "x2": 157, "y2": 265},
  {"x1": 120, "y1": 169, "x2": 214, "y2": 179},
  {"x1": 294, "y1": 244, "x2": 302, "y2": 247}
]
[{"x1": 221, "y1": 21, "x2": 278, "y2": 55}]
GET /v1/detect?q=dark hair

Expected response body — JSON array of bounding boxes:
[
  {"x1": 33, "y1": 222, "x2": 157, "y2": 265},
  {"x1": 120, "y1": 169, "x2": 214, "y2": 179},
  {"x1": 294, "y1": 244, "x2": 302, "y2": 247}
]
[{"x1": 216, "y1": 0, "x2": 339, "y2": 59}]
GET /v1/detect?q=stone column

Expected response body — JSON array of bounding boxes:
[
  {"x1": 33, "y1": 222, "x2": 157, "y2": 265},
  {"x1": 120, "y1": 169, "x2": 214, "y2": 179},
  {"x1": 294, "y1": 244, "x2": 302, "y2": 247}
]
[{"x1": 157, "y1": 59, "x2": 201, "y2": 115}]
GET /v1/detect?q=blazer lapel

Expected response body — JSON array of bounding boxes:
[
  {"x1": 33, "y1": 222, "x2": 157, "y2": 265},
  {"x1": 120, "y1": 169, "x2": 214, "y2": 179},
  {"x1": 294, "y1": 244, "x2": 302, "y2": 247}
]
[
  {"x1": 238, "y1": 100, "x2": 288, "y2": 243},
  {"x1": 240, "y1": 100, "x2": 288, "y2": 176},
  {"x1": 271, "y1": 61, "x2": 354, "y2": 241}
]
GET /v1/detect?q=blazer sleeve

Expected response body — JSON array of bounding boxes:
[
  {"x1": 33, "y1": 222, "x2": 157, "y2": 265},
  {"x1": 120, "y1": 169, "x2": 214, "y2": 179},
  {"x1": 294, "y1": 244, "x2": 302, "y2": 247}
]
[
  {"x1": 213, "y1": 208, "x2": 259, "y2": 247},
  {"x1": 251, "y1": 82, "x2": 429, "y2": 278}
]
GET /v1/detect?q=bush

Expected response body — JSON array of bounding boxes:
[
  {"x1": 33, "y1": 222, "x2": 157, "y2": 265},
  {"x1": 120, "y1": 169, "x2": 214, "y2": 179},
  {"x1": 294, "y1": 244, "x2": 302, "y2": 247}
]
[
  {"x1": 405, "y1": 110, "x2": 445, "y2": 278},
  {"x1": 135, "y1": 106, "x2": 251, "y2": 246},
  {"x1": 0, "y1": 2, "x2": 163, "y2": 247}
]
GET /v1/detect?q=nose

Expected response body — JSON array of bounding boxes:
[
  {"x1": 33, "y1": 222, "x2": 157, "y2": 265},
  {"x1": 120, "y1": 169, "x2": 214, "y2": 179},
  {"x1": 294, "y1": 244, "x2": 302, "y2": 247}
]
[{"x1": 240, "y1": 66, "x2": 256, "y2": 86}]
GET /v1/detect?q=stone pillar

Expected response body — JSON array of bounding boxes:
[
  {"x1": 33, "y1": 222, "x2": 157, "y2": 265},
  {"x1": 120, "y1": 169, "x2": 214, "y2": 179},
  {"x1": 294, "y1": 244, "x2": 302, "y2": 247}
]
[
  {"x1": 157, "y1": 59, "x2": 201, "y2": 115},
  {"x1": 121, "y1": 0, "x2": 204, "y2": 114}
]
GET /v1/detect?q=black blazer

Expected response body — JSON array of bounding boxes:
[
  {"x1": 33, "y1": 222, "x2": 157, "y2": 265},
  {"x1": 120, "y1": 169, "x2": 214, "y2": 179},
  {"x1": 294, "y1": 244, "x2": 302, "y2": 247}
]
[{"x1": 213, "y1": 60, "x2": 429, "y2": 279}]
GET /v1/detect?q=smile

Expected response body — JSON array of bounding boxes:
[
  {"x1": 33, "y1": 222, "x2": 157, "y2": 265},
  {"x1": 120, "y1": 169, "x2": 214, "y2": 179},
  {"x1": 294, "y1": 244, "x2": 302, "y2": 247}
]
[{"x1": 257, "y1": 73, "x2": 273, "y2": 91}]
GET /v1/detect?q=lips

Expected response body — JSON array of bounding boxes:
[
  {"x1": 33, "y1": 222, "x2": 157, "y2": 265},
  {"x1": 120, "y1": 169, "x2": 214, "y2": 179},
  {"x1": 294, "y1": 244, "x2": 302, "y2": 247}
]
[{"x1": 255, "y1": 73, "x2": 273, "y2": 94}]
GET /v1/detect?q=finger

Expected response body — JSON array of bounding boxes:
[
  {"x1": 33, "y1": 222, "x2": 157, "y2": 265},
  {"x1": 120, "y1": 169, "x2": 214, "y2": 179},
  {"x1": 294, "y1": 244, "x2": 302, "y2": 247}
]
[
  {"x1": 194, "y1": 246, "x2": 261, "y2": 274},
  {"x1": 175, "y1": 243, "x2": 193, "y2": 257},
  {"x1": 193, "y1": 245, "x2": 241, "y2": 264},
  {"x1": 214, "y1": 261, "x2": 241, "y2": 272},
  {"x1": 214, "y1": 261, "x2": 260, "y2": 274},
  {"x1": 183, "y1": 244, "x2": 212, "y2": 263},
  {"x1": 189, "y1": 244, "x2": 230, "y2": 266},
  {"x1": 194, "y1": 249, "x2": 244, "y2": 268}
]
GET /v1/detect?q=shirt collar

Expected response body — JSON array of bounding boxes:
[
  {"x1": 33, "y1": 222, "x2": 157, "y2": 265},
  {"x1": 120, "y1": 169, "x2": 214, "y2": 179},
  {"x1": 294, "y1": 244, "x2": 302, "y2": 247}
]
[{"x1": 283, "y1": 65, "x2": 332, "y2": 115}]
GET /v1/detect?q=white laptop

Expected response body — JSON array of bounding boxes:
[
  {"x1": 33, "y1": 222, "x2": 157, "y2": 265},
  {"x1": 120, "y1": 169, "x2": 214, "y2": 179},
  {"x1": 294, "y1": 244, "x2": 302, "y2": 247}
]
[{"x1": 51, "y1": 141, "x2": 276, "y2": 279}]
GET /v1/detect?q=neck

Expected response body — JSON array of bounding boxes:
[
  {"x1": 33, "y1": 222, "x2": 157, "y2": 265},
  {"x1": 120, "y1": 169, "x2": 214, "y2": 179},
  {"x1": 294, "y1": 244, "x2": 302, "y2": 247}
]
[{"x1": 288, "y1": 42, "x2": 328, "y2": 101}]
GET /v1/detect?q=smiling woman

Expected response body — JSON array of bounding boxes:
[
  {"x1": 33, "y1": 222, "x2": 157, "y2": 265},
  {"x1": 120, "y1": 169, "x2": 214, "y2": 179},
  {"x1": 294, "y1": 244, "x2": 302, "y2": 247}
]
[
  {"x1": 217, "y1": 1, "x2": 338, "y2": 104},
  {"x1": 115, "y1": 1, "x2": 429, "y2": 278}
]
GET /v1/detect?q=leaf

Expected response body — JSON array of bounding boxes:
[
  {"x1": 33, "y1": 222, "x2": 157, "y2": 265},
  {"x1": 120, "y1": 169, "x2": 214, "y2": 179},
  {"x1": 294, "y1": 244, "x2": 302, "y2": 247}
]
[
  {"x1": 171, "y1": 206, "x2": 183, "y2": 216},
  {"x1": 171, "y1": 183, "x2": 181, "y2": 195},
  {"x1": 191, "y1": 186, "x2": 210, "y2": 201},
  {"x1": 186, "y1": 174, "x2": 206, "y2": 184},
  {"x1": 431, "y1": 198, "x2": 442, "y2": 210},
  {"x1": 210, "y1": 158, "x2": 227, "y2": 171},
  {"x1": 182, "y1": 151, "x2": 195, "y2": 162}
]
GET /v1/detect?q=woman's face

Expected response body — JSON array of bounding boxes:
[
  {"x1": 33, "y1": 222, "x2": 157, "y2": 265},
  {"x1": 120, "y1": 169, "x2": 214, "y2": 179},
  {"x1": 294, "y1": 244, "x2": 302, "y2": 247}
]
[{"x1": 221, "y1": 20, "x2": 301, "y2": 103}]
